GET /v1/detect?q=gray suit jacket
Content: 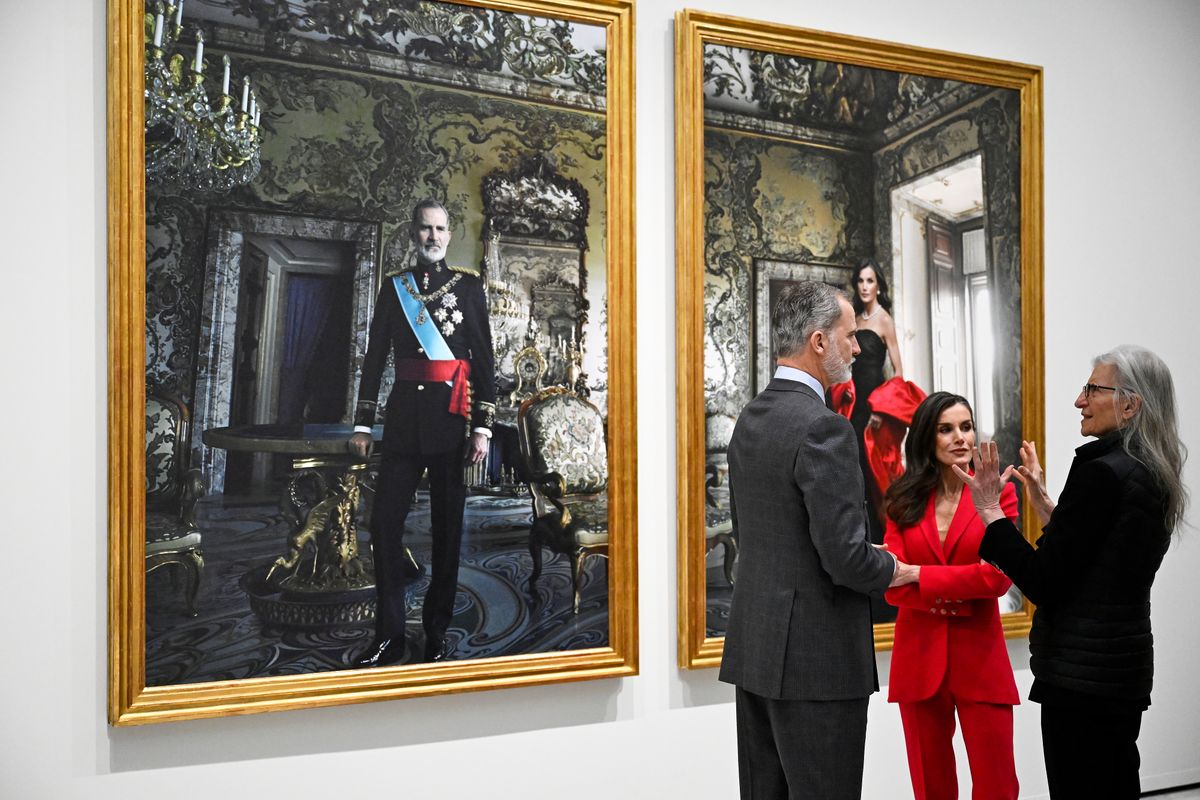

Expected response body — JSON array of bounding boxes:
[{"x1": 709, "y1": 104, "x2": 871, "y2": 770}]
[{"x1": 719, "y1": 378, "x2": 895, "y2": 700}]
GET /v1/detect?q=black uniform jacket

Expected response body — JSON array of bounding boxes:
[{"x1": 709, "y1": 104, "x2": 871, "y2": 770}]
[{"x1": 354, "y1": 261, "x2": 496, "y2": 455}]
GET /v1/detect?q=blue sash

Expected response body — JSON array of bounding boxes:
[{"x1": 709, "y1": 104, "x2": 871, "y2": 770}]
[{"x1": 392, "y1": 274, "x2": 454, "y2": 385}]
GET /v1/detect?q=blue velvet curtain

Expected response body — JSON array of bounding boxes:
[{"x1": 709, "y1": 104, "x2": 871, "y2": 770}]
[{"x1": 277, "y1": 274, "x2": 335, "y2": 424}]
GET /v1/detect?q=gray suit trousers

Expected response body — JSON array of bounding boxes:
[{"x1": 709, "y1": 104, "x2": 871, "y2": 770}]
[{"x1": 735, "y1": 686, "x2": 869, "y2": 800}]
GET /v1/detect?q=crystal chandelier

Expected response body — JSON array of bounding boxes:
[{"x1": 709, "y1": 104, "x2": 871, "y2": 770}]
[{"x1": 144, "y1": 1, "x2": 264, "y2": 192}]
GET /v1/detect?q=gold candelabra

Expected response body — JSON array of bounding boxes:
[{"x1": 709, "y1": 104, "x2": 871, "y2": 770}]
[{"x1": 144, "y1": 0, "x2": 264, "y2": 192}]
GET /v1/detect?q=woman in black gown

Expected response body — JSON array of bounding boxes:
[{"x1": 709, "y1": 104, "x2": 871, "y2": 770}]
[
  {"x1": 849, "y1": 261, "x2": 904, "y2": 530},
  {"x1": 847, "y1": 261, "x2": 907, "y2": 621}
]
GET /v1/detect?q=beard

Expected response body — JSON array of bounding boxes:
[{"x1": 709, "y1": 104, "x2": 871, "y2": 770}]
[
  {"x1": 416, "y1": 243, "x2": 446, "y2": 264},
  {"x1": 822, "y1": 346, "x2": 853, "y2": 384}
]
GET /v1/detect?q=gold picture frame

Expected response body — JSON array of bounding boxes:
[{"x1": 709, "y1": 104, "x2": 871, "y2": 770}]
[
  {"x1": 109, "y1": 0, "x2": 636, "y2": 724},
  {"x1": 675, "y1": 10, "x2": 1043, "y2": 668}
]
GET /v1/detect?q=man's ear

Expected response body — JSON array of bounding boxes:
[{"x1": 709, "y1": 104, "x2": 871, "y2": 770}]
[{"x1": 809, "y1": 328, "x2": 826, "y2": 355}]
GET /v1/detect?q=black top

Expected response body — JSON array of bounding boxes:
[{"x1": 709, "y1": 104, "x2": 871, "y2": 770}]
[
  {"x1": 850, "y1": 329, "x2": 887, "y2": 438},
  {"x1": 979, "y1": 433, "x2": 1170, "y2": 707},
  {"x1": 354, "y1": 261, "x2": 496, "y2": 455}
]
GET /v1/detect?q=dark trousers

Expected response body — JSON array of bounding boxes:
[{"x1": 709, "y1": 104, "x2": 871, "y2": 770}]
[
  {"x1": 735, "y1": 687, "x2": 869, "y2": 800},
  {"x1": 370, "y1": 445, "x2": 466, "y2": 645},
  {"x1": 1041, "y1": 703, "x2": 1143, "y2": 799}
]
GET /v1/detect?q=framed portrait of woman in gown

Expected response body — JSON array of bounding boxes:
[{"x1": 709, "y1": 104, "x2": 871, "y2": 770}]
[{"x1": 676, "y1": 10, "x2": 1044, "y2": 667}]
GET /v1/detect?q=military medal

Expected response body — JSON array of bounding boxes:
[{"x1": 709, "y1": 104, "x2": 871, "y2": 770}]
[
  {"x1": 401, "y1": 272, "x2": 462, "y2": 327},
  {"x1": 436, "y1": 294, "x2": 461, "y2": 336}
]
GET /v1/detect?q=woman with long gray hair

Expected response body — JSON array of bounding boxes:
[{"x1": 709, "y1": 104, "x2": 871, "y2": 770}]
[{"x1": 957, "y1": 345, "x2": 1188, "y2": 799}]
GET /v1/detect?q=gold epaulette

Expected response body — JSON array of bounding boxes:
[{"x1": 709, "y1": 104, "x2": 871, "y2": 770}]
[{"x1": 447, "y1": 264, "x2": 480, "y2": 277}]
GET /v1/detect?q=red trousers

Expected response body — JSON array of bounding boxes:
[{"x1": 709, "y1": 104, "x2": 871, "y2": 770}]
[{"x1": 898, "y1": 685, "x2": 1018, "y2": 800}]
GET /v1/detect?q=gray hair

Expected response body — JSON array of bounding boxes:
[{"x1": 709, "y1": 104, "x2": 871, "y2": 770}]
[
  {"x1": 772, "y1": 281, "x2": 846, "y2": 360},
  {"x1": 1096, "y1": 345, "x2": 1190, "y2": 534},
  {"x1": 411, "y1": 198, "x2": 451, "y2": 226}
]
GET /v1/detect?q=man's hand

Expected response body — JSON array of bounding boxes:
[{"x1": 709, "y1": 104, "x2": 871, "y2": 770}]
[
  {"x1": 466, "y1": 432, "x2": 489, "y2": 465},
  {"x1": 888, "y1": 557, "x2": 920, "y2": 587},
  {"x1": 348, "y1": 432, "x2": 373, "y2": 459}
]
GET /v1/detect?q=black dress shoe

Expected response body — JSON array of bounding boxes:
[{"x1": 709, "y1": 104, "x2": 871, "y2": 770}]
[
  {"x1": 354, "y1": 638, "x2": 406, "y2": 668},
  {"x1": 423, "y1": 636, "x2": 453, "y2": 663}
]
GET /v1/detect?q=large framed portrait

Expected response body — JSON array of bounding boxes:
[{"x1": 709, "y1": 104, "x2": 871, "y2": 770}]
[
  {"x1": 675, "y1": 10, "x2": 1043, "y2": 668},
  {"x1": 109, "y1": 0, "x2": 636, "y2": 724}
]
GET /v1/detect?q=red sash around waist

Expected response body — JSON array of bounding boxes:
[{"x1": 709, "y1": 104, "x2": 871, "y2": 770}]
[{"x1": 393, "y1": 358, "x2": 471, "y2": 419}]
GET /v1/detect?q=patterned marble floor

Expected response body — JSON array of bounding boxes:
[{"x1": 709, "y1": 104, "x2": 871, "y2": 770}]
[{"x1": 146, "y1": 492, "x2": 608, "y2": 686}]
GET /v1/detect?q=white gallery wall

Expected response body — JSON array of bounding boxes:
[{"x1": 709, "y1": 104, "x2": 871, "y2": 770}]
[{"x1": 1, "y1": 0, "x2": 1198, "y2": 797}]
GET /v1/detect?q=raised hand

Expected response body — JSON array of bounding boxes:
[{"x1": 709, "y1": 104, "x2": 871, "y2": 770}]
[
  {"x1": 951, "y1": 441, "x2": 1014, "y2": 525},
  {"x1": 1013, "y1": 440, "x2": 1055, "y2": 526}
]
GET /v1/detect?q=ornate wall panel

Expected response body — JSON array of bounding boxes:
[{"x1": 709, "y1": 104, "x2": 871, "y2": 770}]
[
  {"x1": 702, "y1": 129, "x2": 872, "y2": 417},
  {"x1": 146, "y1": 58, "x2": 607, "y2": 411}
]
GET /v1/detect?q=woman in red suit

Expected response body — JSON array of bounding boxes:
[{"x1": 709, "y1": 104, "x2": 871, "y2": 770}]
[{"x1": 883, "y1": 392, "x2": 1019, "y2": 800}]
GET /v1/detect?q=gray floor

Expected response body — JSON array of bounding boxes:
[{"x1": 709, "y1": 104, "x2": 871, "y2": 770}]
[{"x1": 1148, "y1": 787, "x2": 1200, "y2": 798}]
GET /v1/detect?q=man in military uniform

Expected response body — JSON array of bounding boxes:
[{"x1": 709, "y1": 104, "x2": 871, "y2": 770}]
[{"x1": 349, "y1": 199, "x2": 496, "y2": 667}]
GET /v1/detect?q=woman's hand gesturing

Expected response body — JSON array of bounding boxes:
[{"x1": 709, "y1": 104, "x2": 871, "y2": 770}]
[
  {"x1": 951, "y1": 441, "x2": 1014, "y2": 526},
  {"x1": 1013, "y1": 440, "x2": 1055, "y2": 526}
]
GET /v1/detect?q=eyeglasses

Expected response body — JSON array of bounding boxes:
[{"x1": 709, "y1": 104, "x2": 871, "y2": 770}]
[{"x1": 1080, "y1": 383, "x2": 1120, "y2": 400}]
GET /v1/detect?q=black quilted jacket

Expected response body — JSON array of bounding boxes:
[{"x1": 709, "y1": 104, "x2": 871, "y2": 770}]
[{"x1": 980, "y1": 433, "x2": 1170, "y2": 701}]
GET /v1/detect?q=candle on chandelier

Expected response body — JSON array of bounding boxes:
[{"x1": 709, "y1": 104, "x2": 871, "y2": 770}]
[
  {"x1": 174, "y1": 0, "x2": 183, "y2": 28},
  {"x1": 221, "y1": 55, "x2": 230, "y2": 96},
  {"x1": 194, "y1": 31, "x2": 204, "y2": 73},
  {"x1": 152, "y1": 12, "x2": 164, "y2": 48},
  {"x1": 253, "y1": 108, "x2": 261, "y2": 128},
  {"x1": 249, "y1": 92, "x2": 256, "y2": 121},
  {"x1": 241, "y1": 76, "x2": 249, "y2": 111}
]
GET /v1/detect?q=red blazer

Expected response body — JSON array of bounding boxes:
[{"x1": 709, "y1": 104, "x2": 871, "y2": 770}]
[{"x1": 884, "y1": 482, "x2": 1020, "y2": 705}]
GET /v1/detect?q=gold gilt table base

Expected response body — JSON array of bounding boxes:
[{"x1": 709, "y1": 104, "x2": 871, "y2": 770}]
[
  {"x1": 202, "y1": 425, "x2": 426, "y2": 630},
  {"x1": 244, "y1": 456, "x2": 380, "y2": 630}
]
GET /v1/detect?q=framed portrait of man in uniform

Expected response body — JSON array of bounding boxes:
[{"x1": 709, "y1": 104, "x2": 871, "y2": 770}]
[{"x1": 109, "y1": 0, "x2": 636, "y2": 724}]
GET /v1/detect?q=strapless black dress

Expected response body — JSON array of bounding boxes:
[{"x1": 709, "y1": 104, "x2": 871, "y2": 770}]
[
  {"x1": 850, "y1": 329, "x2": 887, "y2": 442},
  {"x1": 849, "y1": 329, "x2": 897, "y2": 621}
]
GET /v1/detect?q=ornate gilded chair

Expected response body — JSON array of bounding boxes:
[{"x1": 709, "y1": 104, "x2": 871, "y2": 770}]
[
  {"x1": 517, "y1": 387, "x2": 607, "y2": 613},
  {"x1": 704, "y1": 413, "x2": 738, "y2": 585},
  {"x1": 145, "y1": 391, "x2": 206, "y2": 615}
]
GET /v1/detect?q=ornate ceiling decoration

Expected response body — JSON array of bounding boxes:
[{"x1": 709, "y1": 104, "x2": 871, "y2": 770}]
[
  {"x1": 704, "y1": 45, "x2": 989, "y2": 147},
  {"x1": 188, "y1": 0, "x2": 606, "y2": 96}
]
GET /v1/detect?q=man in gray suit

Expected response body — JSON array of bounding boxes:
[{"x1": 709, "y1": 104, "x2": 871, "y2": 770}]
[{"x1": 720, "y1": 280, "x2": 919, "y2": 799}]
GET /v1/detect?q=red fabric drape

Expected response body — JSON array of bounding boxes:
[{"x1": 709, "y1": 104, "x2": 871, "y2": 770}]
[
  {"x1": 393, "y1": 358, "x2": 472, "y2": 419},
  {"x1": 864, "y1": 378, "x2": 927, "y2": 498}
]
